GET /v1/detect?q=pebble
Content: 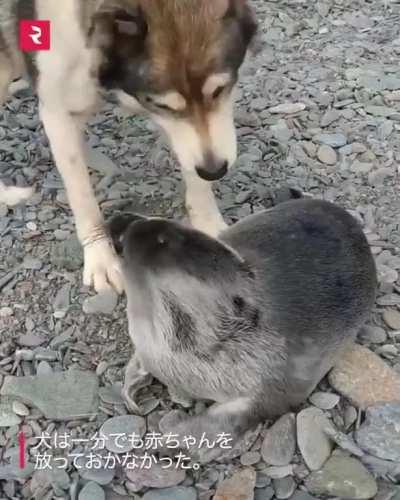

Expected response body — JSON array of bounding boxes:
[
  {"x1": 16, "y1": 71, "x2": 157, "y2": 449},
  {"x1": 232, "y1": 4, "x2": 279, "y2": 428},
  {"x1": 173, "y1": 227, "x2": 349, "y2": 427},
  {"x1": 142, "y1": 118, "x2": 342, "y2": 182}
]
[
  {"x1": 317, "y1": 145, "x2": 337, "y2": 165},
  {"x1": 126, "y1": 462, "x2": 186, "y2": 489},
  {"x1": 84, "y1": 145, "x2": 120, "y2": 176},
  {"x1": 358, "y1": 325, "x2": 387, "y2": 344},
  {"x1": 273, "y1": 477, "x2": 296, "y2": 499},
  {"x1": 214, "y1": 468, "x2": 256, "y2": 500},
  {"x1": 383, "y1": 309, "x2": 400, "y2": 330},
  {"x1": 83, "y1": 290, "x2": 119, "y2": 315},
  {"x1": 297, "y1": 408, "x2": 332, "y2": 471},
  {"x1": 329, "y1": 344, "x2": 400, "y2": 408},
  {"x1": 12, "y1": 400, "x2": 29, "y2": 416},
  {"x1": 264, "y1": 465, "x2": 293, "y2": 479},
  {"x1": 254, "y1": 486, "x2": 274, "y2": 500},
  {"x1": 240, "y1": 451, "x2": 261, "y2": 466},
  {"x1": 100, "y1": 415, "x2": 146, "y2": 453},
  {"x1": 355, "y1": 403, "x2": 400, "y2": 461},
  {"x1": 320, "y1": 109, "x2": 340, "y2": 127},
  {"x1": 0, "y1": 400, "x2": 22, "y2": 427},
  {"x1": 0, "y1": 370, "x2": 99, "y2": 420},
  {"x1": 17, "y1": 334, "x2": 46, "y2": 347},
  {"x1": 268, "y1": 103, "x2": 306, "y2": 114},
  {"x1": 309, "y1": 392, "x2": 340, "y2": 410},
  {"x1": 78, "y1": 481, "x2": 105, "y2": 500},
  {"x1": 261, "y1": 413, "x2": 296, "y2": 466},
  {"x1": 305, "y1": 456, "x2": 378, "y2": 499},
  {"x1": 313, "y1": 133, "x2": 347, "y2": 148},
  {"x1": 79, "y1": 463, "x2": 115, "y2": 486},
  {"x1": 0, "y1": 307, "x2": 13, "y2": 317},
  {"x1": 142, "y1": 487, "x2": 197, "y2": 500}
]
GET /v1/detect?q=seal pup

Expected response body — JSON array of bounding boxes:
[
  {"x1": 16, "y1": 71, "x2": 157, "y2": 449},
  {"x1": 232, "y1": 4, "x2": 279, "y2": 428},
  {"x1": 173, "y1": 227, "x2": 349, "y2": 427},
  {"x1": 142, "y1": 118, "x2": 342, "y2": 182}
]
[{"x1": 109, "y1": 193, "x2": 377, "y2": 458}]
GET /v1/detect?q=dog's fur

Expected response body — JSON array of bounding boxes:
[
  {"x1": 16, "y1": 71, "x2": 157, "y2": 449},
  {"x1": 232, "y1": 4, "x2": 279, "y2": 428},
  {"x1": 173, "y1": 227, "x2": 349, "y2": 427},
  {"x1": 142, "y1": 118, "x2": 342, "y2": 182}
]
[
  {"x1": 0, "y1": 0, "x2": 256, "y2": 292},
  {"x1": 110, "y1": 193, "x2": 377, "y2": 461}
]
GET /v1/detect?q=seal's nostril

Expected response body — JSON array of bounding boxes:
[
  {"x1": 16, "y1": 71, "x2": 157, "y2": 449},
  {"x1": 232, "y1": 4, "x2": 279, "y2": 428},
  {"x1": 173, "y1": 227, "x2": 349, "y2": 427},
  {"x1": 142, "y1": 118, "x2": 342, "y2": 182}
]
[{"x1": 157, "y1": 233, "x2": 167, "y2": 245}]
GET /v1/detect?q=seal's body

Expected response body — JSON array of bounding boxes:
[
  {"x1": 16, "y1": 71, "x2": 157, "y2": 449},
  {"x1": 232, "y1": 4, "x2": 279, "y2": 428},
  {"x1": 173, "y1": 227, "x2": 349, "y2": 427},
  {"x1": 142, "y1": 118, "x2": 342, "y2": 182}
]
[{"x1": 110, "y1": 197, "x2": 376, "y2": 450}]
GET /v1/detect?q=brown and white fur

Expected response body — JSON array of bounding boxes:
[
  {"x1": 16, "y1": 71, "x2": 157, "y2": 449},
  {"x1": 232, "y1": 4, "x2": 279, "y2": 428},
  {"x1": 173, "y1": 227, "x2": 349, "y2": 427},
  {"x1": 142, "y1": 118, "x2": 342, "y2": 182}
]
[{"x1": 0, "y1": 0, "x2": 257, "y2": 292}]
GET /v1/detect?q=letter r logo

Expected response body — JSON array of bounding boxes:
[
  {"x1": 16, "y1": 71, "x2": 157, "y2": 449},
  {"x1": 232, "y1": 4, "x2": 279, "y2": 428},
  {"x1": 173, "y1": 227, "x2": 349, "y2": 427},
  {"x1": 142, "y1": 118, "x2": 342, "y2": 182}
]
[{"x1": 19, "y1": 20, "x2": 51, "y2": 51}]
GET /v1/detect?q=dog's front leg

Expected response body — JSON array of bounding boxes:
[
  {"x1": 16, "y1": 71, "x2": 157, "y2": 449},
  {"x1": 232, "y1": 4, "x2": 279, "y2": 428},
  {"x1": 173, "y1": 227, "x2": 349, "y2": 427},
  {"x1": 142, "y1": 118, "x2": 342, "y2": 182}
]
[
  {"x1": 182, "y1": 170, "x2": 227, "y2": 238},
  {"x1": 40, "y1": 104, "x2": 124, "y2": 293}
]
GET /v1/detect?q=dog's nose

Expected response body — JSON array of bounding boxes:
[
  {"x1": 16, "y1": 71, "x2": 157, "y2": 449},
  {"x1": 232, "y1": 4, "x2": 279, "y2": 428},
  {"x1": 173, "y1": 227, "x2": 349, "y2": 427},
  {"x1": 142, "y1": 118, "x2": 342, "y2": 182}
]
[{"x1": 195, "y1": 160, "x2": 228, "y2": 182}]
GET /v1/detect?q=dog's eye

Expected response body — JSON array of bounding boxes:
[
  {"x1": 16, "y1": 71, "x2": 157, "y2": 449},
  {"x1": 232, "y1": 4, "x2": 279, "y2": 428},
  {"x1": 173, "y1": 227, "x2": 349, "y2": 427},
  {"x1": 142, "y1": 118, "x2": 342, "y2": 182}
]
[{"x1": 212, "y1": 86, "x2": 225, "y2": 99}]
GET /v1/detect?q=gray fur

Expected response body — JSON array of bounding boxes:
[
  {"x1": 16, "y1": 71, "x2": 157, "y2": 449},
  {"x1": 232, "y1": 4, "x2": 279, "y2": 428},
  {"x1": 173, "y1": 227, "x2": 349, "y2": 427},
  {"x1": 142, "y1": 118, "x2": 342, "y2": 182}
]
[{"x1": 110, "y1": 197, "x2": 377, "y2": 456}]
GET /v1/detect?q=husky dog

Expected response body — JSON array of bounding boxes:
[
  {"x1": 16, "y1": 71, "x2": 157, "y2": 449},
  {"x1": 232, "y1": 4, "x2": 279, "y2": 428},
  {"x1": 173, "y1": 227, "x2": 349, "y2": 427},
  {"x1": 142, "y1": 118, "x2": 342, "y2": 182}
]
[
  {"x1": 109, "y1": 193, "x2": 377, "y2": 457},
  {"x1": 0, "y1": 0, "x2": 256, "y2": 292}
]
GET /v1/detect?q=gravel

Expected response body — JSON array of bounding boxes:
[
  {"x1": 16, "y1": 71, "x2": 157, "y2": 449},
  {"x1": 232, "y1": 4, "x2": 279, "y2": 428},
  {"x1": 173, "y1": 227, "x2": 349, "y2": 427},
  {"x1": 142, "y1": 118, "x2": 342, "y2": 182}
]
[{"x1": 1, "y1": 0, "x2": 400, "y2": 497}]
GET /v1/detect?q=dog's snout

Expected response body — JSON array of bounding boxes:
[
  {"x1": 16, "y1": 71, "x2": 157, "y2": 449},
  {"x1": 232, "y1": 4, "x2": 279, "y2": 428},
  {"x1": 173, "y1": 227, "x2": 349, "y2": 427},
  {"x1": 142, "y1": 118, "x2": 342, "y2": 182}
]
[{"x1": 195, "y1": 158, "x2": 228, "y2": 182}]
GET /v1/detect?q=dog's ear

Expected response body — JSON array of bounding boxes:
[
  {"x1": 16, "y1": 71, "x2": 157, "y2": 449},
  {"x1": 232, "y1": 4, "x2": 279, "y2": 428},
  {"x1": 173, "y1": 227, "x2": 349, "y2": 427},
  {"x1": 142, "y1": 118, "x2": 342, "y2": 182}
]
[
  {"x1": 91, "y1": 1, "x2": 147, "y2": 46},
  {"x1": 224, "y1": 0, "x2": 258, "y2": 47},
  {"x1": 108, "y1": 213, "x2": 146, "y2": 255}
]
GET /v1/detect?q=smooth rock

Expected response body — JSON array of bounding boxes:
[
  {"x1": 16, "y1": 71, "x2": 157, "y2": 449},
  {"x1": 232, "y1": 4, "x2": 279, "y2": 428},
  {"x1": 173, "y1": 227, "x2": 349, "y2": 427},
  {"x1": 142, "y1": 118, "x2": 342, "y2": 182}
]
[
  {"x1": 261, "y1": 413, "x2": 296, "y2": 466},
  {"x1": 317, "y1": 145, "x2": 337, "y2": 165},
  {"x1": 12, "y1": 400, "x2": 30, "y2": 416},
  {"x1": 0, "y1": 370, "x2": 99, "y2": 420},
  {"x1": 309, "y1": 392, "x2": 340, "y2": 410},
  {"x1": 100, "y1": 415, "x2": 146, "y2": 453},
  {"x1": 84, "y1": 145, "x2": 120, "y2": 176},
  {"x1": 17, "y1": 334, "x2": 46, "y2": 347},
  {"x1": 320, "y1": 109, "x2": 340, "y2": 127},
  {"x1": 0, "y1": 399, "x2": 22, "y2": 427},
  {"x1": 305, "y1": 456, "x2": 378, "y2": 499},
  {"x1": 268, "y1": 103, "x2": 306, "y2": 114},
  {"x1": 83, "y1": 290, "x2": 118, "y2": 315},
  {"x1": 240, "y1": 451, "x2": 261, "y2": 466},
  {"x1": 358, "y1": 326, "x2": 387, "y2": 344},
  {"x1": 273, "y1": 477, "x2": 296, "y2": 499},
  {"x1": 297, "y1": 408, "x2": 332, "y2": 471},
  {"x1": 255, "y1": 486, "x2": 274, "y2": 500},
  {"x1": 355, "y1": 403, "x2": 400, "y2": 461},
  {"x1": 314, "y1": 133, "x2": 347, "y2": 148},
  {"x1": 126, "y1": 462, "x2": 186, "y2": 489},
  {"x1": 142, "y1": 487, "x2": 197, "y2": 500},
  {"x1": 214, "y1": 468, "x2": 256, "y2": 500},
  {"x1": 383, "y1": 309, "x2": 400, "y2": 330},
  {"x1": 78, "y1": 481, "x2": 106, "y2": 500},
  {"x1": 329, "y1": 344, "x2": 400, "y2": 408}
]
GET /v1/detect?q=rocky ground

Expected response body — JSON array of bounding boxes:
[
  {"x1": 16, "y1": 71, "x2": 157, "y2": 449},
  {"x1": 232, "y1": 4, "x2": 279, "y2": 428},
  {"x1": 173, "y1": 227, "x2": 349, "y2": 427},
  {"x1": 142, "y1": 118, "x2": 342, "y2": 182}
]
[{"x1": 1, "y1": 0, "x2": 400, "y2": 498}]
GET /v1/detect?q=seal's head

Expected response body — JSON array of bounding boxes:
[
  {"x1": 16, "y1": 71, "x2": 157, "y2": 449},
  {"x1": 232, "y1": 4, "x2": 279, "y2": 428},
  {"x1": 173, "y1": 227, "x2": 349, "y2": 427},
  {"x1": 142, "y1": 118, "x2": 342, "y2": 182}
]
[{"x1": 108, "y1": 213, "x2": 257, "y2": 321}]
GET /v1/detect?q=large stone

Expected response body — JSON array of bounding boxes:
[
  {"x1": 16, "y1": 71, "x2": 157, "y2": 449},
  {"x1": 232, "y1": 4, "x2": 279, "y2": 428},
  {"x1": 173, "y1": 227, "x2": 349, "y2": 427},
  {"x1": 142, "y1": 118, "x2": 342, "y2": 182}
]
[
  {"x1": 305, "y1": 456, "x2": 378, "y2": 499},
  {"x1": 261, "y1": 413, "x2": 296, "y2": 466},
  {"x1": 214, "y1": 468, "x2": 256, "y2": 500},
  {"x1": 297, "y1": 408, "x2": 332, "y2": 471},
  {"x1": 329, "y1": 344, "x2": 400, "y2": 408},
  {"x1": 0, "y1": 370, "x2": 99, "y2": 420},
  {"x1": 355, "y1": 403, "x2": 400, "y2": 461}
]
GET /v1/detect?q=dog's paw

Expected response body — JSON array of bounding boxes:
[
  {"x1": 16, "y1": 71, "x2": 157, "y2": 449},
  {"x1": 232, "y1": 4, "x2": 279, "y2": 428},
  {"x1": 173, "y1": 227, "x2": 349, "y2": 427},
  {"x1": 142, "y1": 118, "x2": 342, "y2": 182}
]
[
  {"x1": 83, "y1": 238, "x2": 124, "y2": 294},
  {"x1": 189, "y1": 211, "x2": 228, "y2": 238}
]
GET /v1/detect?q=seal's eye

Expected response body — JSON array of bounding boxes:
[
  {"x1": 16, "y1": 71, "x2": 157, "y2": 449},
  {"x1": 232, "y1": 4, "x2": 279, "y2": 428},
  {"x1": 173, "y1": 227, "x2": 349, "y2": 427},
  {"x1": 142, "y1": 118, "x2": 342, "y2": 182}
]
[{"x1": 233, "y1": 295, "x2": 245, "y2": 314}]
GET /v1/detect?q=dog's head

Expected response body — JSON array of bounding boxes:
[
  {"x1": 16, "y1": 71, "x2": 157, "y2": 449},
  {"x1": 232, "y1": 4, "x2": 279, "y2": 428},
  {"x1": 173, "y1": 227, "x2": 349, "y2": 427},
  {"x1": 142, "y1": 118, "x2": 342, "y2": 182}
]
[{"x1": 92, "y1": 0, "x2": 257, "y2": 181}]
